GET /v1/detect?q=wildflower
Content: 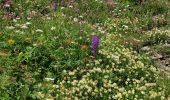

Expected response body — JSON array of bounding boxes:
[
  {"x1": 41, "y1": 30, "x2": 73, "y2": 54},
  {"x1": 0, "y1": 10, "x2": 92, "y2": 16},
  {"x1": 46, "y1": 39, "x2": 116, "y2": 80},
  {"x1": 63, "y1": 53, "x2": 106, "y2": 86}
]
[
  {"x1": 47, "y1": 17, "x2": 51, "y2": 20},
  {"x1": 92, "y1": 35, "x2": 99, "y2": 57},
  {"x1": 27, "y1": 17, "x2": 31, "y2": 20},
  {"x1": 149, "y1": 91, "x2": 158, "y2": 99},
  {"x1": 61, "y1": 7, "x2": 65, "y2": 10},
  {"x1": 136, "y1": 86, "x2": 146, "y2": 91},
  {"x1": 7, "y1": 39, "x2": 15, "y2": 45},
  {"x1": 21, "y1": 24, "x2": 28, "y2": 29},
  {"x1": 94, "y1": 60, "x2": 100, "y2": 65},
  {"x1": 69, "y1": 5, "x2": 73, "y2": 8},
  {"x1": 6, "y1": 26, "x2": 15, "y2": 30},
  {"x1": 73, "y1": 18, "x2": 78, "y2": 22},
  {"x1": 16, "y1": 17, "x2": 20, "y2": 20},
  {"x1": 37, "y1": 92, "x2": 45, "y2": 98},
  {"x1": 33, "y1": 43, "x2": 38, "y2": 46},
  {"x1": 81, "y1": 44, "x2": 88, "y2": 49},
  {"x1": 26, "y1": 22, "x2": 31, "y2": 25},
  {"x1": 15, "y1": 30, "x2": 21, "y2": 33},
  {"x1": 44, "y1": 78, "x2": 54, "y2": 81},
  {"x1": 13, "y1": 19, "x2": 17, "y2": 22},
  {"x1": 145, "y1": 83, "x2": 156, "y2": 87},
  {"x1": 79, "y1": 15, "x2": 83, "y2": 19},
  {"x1": 36, "y1": 29, "x2": 43, "y2": 33},
  {"x1": 51, "y1": 26, "x2": 56, "y2": 30},
  {"x1": 68, "y1": 71, "x2": 75, "y2": 76}
]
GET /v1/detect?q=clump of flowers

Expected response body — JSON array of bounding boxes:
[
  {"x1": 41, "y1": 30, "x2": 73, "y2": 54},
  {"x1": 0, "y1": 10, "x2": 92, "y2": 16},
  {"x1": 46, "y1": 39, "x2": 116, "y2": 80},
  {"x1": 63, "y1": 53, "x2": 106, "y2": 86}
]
[{"x1": 43, "y1": 33, "x2": 166, "y2": 99}]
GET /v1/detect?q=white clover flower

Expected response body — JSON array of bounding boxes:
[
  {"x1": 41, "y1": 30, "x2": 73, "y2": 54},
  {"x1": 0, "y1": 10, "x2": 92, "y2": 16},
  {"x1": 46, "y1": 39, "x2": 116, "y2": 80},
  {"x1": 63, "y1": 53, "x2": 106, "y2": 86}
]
[
  {"x1": 149, "y1": 91, "x2": 158, "y2": 99},
  {"x1": 136, "y1": 86, "x2": 146, "y2": 91},
  {"x1": 128, "y1": 90, "x2": 131, "y2": 94},
  {"x1": 62, "y1": 70, "x2": 67, "y2": 74},
  {"x1": 87, "y1": 87, "x2": 92, "y2": 93},
  {"x1": 79, "y1": 15, "x2": 83, "y2": 19},
  {"x1": 145, "y1": 83, "x2": 156, "y2": 87},
  {"x1": 119, "y1": 68, "x2": 125, "y2": 73},
  {"x1": 114, "y1": 93, "x2": 122, "y2": 99},
  {"x1": 33, "y1": 43, "x2": 38, "y2": 46},
  {"x1": 16, "y1": 17, "x2": 20, "y2": 20},
  {"x1": 47, "y1": 17, "x2": 51, "y2": 20},
  {"x1": 36, "y1": 29, "x2": 43, "y2": 33},
  {"x1": 26, "y1": 22, "x2": 31, "y2": 25},
  {"x1": 15, "y1": 24, "x2": 20, "y2": 27},
  {"x1": 74, "y1": 97, "x2": 78, "y2": 100},
  {"x1": 51, "y1": 26, "x2": 56, "y2": 30},
  {"x1": 95, "y1": 67, "x2": 101, "y2": 72},
  {"x1": 59, "y1": 6, "x2": 65, "y2": 10},
  {"x1": 27, "y1": 17, "x2": 32, "y2": 20},
  {"x1": 68, "y1": 71, "x2": 75, "y2": 76},
  {"x1": 21, "y1": 24, "x2": 28, "y2": 29},
  {"x1": 44, "y1": 78, "x2": 54, "y2": 81},
  {"x1": 13, "y1": 19, "x2": 17, "y2": 22},
  {"x1": 15, "y1": 30, "x2": 21, "y2": 33},
  {"x1": 161, "y1": 96, "x2": 165, "y2": 100},
  {"x1": 141, "y1": 91, "x2": 145, "y2": 94},
  {"x1": 104, "y1": 75, "x2": 109, "y2": 79},
  {"x1": 73, "y1": 17, "x2": 78, "y2": 22},
  {"x1": 107, "y1": 55, "x2": 111, "y2": 58},
  {"x1": 122, "y1": 25, "x2": 129, "y2": 30},
  {"x1": 98, "y1": 59, "x2": 102, "y2": 62},
  {"x1": 69, "y1": 5, "x2": 73, "y2": 8},
  {"x1": 132, "y1": 89, "x2": 135, "y2": 94},
  {"x1": 53, "y1": 85, "x2": 59, "y2": 88},
  {"x1": 125, "y1": 81, "x2": 128, "y2": 85},
  {"x1": 94, "y1": 60, "x2": 100, "y2": 65},
  {"x1": 150, "y1": 66, "x2": 157, "y2": 73},
  {"x1": 127, "y1": 78, "x2": 130, "y2": 81},
  {"x1": 6, "y1": 26, "x2": 15, "y2": 30}
]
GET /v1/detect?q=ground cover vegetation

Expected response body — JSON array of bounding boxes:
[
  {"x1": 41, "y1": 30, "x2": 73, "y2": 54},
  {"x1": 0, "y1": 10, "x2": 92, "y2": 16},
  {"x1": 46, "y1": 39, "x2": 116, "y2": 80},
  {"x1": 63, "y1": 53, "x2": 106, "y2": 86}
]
[{"x1": 0, "y1": 0, "x2": 170, "y2": 99}]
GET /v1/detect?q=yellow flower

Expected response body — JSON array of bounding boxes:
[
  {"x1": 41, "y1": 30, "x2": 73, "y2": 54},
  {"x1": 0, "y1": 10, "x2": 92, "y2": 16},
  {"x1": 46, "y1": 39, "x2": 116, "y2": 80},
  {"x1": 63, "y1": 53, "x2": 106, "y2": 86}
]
[
  {"x1": 81, "y1": 44, "x2": 88, "y2": 49},
  {"x1": 37, "y1": 92, "x2": 45, "y2": 98},
  {"x1": 7, "y1": 39, "x2": 15, "y2": 45},
  {"x1": 0, "y1": 32, "x2": 3, "y2": 36}
]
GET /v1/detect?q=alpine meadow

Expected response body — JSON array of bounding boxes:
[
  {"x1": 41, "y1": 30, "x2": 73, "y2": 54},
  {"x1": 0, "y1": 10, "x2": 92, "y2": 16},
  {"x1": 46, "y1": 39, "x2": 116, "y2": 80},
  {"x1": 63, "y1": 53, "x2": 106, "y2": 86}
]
[{"x1": 0, "y1": 0, "x2": 170, "y2": 99}]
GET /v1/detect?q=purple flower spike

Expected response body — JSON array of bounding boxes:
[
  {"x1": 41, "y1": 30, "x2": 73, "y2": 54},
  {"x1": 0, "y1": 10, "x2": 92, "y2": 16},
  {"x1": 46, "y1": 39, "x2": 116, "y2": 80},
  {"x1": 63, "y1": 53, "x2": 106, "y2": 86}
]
[{"x1": 92, "y1": 35, "x2": 99, "y2": 57}]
